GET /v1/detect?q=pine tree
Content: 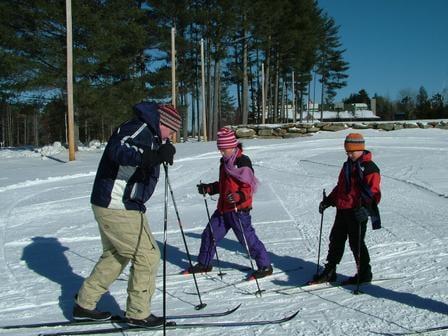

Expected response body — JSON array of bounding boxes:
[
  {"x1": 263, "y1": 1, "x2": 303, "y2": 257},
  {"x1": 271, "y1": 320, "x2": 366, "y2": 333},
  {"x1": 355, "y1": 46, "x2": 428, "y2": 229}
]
[
  {"x1": 416, "y1": 86, "x2": 430, "y2": 119},
  {"x1": 316, "y1": 13, "x2": 349, "y2": 117},
  {"x1": 430, "y1": 93, "x2": 444, "y2": 119}
]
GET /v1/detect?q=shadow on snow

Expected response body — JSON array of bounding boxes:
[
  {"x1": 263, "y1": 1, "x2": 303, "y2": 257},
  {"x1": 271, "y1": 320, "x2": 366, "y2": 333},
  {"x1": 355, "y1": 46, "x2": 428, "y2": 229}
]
[{"x1": 21, "y1": 237, "x2": 121, "y2": 319}]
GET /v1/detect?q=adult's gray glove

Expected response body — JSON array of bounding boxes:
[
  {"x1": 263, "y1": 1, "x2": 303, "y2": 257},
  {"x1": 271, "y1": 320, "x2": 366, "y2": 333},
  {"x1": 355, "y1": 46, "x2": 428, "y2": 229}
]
[
  {"x1": 157, "y1": 142, "x2": 176, "y2": 165},
  {"x1": 142, "y1": 142, "x2": 176, "y2": 168}
]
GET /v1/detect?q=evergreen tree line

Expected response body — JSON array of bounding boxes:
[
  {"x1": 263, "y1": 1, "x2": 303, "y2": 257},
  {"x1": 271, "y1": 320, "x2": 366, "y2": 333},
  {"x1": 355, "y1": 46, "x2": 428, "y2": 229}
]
[
  {"x1": 344, "y1": 88, "x2": 448, "y2": 121},
  {"x1": 1, "y1": 0, "x2": 351, "y2": 147}
]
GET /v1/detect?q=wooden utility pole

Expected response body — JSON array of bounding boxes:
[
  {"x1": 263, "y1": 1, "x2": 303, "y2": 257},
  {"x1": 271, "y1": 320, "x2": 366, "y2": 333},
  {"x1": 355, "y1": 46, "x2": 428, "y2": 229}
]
[
  {"x1": 171, "y1": 27, "x2": 176, "y2": 107},
  {"x1": 66, "y1": 0, "x2": 75, "y2": 160},
  {"x1": 171, "y1": 27, "x2": 178, "y2": 142},
  {"x1": 242, "y1": 31, "x2": 249, "y2": 125},
  {"x1": 200, "y1": 38, "x2": 207, "y2": 141},
  {"x1": 292, "y1": 71, "x2": 296, "y2": 123},
  {"x1": 261, "y1": 63, "x2": 266, "y2": 124}
]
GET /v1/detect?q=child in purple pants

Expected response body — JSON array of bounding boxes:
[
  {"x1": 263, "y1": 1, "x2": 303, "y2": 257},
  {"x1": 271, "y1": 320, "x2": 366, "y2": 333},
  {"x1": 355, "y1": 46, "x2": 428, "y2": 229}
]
[{"x1": 188, "y1": 128, "x2": 272, "y2": 279}]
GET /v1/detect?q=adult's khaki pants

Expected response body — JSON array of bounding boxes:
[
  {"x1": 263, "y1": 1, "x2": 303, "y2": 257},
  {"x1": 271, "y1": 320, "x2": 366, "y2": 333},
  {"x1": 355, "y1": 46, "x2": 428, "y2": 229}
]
[{"x1": 77, "y1": 205, "x2": 160, "y2": 319}]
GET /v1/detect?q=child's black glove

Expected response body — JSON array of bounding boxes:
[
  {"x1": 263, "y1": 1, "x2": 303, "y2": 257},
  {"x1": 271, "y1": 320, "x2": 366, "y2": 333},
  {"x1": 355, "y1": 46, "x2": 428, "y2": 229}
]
[
  {"x1": 319, "y1": 198, "x2": 331, "y2": 214},
  {"x1": 197, "y1": 183, "x2": 212, "y2": 195},
  {"x1": 354, "y1": 206, "x2": 369, "y2": 223}
]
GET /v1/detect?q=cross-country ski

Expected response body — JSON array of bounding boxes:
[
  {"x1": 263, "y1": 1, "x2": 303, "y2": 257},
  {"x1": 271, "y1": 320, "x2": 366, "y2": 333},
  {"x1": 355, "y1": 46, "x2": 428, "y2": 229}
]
[{"x1": 37, "y1": 310, "x2": 300, "y2": 336}]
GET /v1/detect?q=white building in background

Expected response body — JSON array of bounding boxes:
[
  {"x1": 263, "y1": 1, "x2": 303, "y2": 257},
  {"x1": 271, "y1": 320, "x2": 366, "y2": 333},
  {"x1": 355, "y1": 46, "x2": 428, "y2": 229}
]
[
  {"x1": 282, "y1": 99, "x2": 380, "y2": 122},
  {"x1": 351, "y1": 103, "x2": 369, "y2": 111}
]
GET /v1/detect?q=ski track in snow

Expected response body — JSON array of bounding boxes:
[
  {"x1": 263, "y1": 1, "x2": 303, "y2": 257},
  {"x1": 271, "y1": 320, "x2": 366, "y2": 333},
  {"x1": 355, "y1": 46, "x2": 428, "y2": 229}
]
[{"x1": 0, "y1": 129, "x2": 447, "y2": 335}]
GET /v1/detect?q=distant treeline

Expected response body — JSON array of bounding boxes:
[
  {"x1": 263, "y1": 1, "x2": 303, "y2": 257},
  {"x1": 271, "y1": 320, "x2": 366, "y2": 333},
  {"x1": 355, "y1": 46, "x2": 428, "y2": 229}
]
[
  {"x1": 1, "y1": 1, "x2": 445, "y2": 148},
  {"x1": 1, "y1": 0, "x2": 351, "y2": 146},
  {"x1": 342, "y1": 88, "x2": 448, "y2": 121}
]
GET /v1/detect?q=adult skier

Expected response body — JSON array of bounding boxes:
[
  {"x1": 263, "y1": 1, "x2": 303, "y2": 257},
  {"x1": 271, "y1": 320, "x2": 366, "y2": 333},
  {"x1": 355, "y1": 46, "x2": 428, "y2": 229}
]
[{"x1": 73, "y1": 102, "x2": 180, "y2": 327}]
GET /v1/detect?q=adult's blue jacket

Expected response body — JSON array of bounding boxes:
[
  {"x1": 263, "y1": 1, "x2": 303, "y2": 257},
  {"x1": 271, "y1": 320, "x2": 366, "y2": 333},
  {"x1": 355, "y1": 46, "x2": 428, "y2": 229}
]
[{"x1": 90, "y1": 102, "x2": 162, "y2": 212}]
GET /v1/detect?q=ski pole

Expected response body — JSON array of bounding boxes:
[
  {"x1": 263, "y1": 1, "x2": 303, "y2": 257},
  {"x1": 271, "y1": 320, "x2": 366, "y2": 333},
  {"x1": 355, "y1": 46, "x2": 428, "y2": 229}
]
[
  {"x1": 353, "y1": 218, "x2": 363, "y2": 295},
  {"x1": 162, "y1": 164, "x2": 168, "y2": 335},
  {"x1": 201, "y1": 180, "x2": 225, "y2": 278},
  {"x1": 315, "y1": 189, "x2": 326, "y2": 277},
  {"x1": 234, "y1": 205, "x2": 264, "y2": 297},
  {"x1": 164, "y1": 165, "x2": 206, "y2": 310}
]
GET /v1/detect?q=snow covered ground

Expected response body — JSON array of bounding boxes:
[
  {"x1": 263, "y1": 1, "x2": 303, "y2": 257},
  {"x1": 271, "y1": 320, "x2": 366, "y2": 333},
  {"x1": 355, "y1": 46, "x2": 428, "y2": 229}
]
[{"x1": 0, "y1": 128, "x2": 447, "y2": 335}]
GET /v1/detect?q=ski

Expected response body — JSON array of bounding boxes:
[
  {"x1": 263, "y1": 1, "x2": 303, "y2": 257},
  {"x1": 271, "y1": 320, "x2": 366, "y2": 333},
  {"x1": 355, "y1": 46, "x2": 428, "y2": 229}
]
[
  {"x1": 179, "y1": 266, "x2": 252, "y2": 276},
  {"x1": 184, "y1": 266, "x2": 303, "y2": 295},
  {"x1": 0, "y1": 304, "x2": 241, "y2": 330},
  {"x1": 37, "y1": 309, "x2": 300, "y2": 336},
  {"x1": 386, "y1": 325, "x2": 448, "y2": 335},
  {"x1": 267, "y1": 276, "x2": 405, "y2": 296}
]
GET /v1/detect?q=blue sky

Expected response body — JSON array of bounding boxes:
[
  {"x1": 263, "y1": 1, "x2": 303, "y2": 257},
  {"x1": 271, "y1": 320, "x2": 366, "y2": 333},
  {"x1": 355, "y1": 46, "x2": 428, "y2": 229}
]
[{"x1": 318, "y1": 0, "x2": 448, "y2": 101}]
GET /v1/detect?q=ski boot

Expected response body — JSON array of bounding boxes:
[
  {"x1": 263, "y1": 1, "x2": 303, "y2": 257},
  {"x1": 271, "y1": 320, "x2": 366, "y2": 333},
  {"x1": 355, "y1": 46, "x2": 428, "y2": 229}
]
[
  {"x1": 308, "y1": 264, "x2": 337, "y2": 285},
  {"x1": 341, "y1": 269, "x2": 372, "y2": 285},
  {"x1": 125, "y1": 314, "x2": 165, "y2": 327},
  {"x1": 73, "y1": 303, "x2": 112, "y2": 321},
  {"x1": 185, "y1": 263, "x2": 212, "y2": 274},
  {"x1": 248, "y1": 265, "x2": 273, "y2": 280}
]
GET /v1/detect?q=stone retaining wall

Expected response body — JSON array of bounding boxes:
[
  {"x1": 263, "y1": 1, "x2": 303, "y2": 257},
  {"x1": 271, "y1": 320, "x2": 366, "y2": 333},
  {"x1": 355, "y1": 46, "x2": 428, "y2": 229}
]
[{"x1": 226, "y1": 120, "x2": 448, "y2": 139}]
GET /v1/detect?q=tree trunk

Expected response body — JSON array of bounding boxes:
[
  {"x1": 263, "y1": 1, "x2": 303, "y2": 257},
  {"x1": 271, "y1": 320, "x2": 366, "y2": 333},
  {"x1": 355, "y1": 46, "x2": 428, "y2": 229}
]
[
  {"x1": 320, "y1": 74, "x2": 325, "y2": 121},
  {"x1": 207, "y1": 39, "x2": 213, "y2": 139},
  {"x1": 181, "y1": 85, "x2": 188, "y2": 142},
  {"x1": 242, "y1": 30, "x2": 249, "y2": 124},
  {"x1": 212, "y1": 59, "x2": 220, "y2": 139},
  {"x1": 273, "y1": 52, "x2": 279, "y2": 123},
  {"x1": 7, "y1": 105, "x2": 13, "y2": 146},
  {"x1": 265, "y1": 59, "x2": 271, "y2": 122},
  {"x1": 249, "y1": 67, "x2": 256, "y2": 124},
  {"x1": 16, "y1": 117, "x2": 20, "y2": 145},
  {"x1": 284, "y1": 80, "x2": 288, "y2": 123},
  {"x1": 264, "y1": 37, "x2": 272, "y2": 123},
  {"x1": 101, "y1": 114, "x2": 105, "y2": 143},
  {"x1": 1, "y1": 110, "x2": 5, "y2": 146},
  {"x1": 235, "y1": 49, "x2": 241, "y2": 123}
]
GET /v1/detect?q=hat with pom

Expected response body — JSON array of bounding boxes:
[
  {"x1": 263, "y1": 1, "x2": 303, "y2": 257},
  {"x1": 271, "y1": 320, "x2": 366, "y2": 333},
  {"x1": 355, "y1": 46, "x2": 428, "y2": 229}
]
[
  {"x1": 217, "y1": 127, "x2": 238, "y2": 150},
  {"x1": 158, "y1": 104, "x2": 181, "y2": 132}
]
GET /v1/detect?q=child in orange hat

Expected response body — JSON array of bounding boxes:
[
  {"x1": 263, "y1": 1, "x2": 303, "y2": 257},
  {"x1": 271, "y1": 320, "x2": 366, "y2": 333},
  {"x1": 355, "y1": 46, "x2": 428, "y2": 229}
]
[{"x1": 309, "y1": 133, "x2": 382, "y2": 285}]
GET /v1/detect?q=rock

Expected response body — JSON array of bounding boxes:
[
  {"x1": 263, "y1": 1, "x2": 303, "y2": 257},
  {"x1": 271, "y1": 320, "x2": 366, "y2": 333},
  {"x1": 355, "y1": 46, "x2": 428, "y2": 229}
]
[
  {"x1": 301, "y1": 123, "x2": 316, "y2": 129},
  {"x1": 273, "y1": 128, "x2": 287, "y2": 136},
  {"x1": 393, "y1": 123, "x2": 404, "y2": 130},
  {"x1": 258, "y1": 124, "x2": 283, "y2": 130},
  {"x1": 318, "y1": 122, "x2": 331, "y2": 128},
  {"x1": 235, "y1": 128, "x2": 256, "y2": 138},
  {"x1": 306, "y1": 127, "x2": 320, "y2": 133},
  {"x1": 257, "y1": 135, "x2": 282, "y2": 139},
  {"x1": 283, "y1": 133, "x2": 311, "y2": 138},
  {"x1": 377, "y1": 123, "x2": 395, "y2": 131},
  {"x1": 258, "y1": 129, "x2": 274, "y2": 136},
  {"x1": 321, "y1": 124, "x2": 347, "y2": 132},
  {"x1": 288, "y1": 127, "x2": 307, "y2": 134},
  {"x1": 403, "y1": 122, "x2": 419, "y2": 128},
  {"x1": 435, "y1": 124, "x2": 448, "y2": 130},
  {"x1": 417, "y1": 122, "x2": 431, "y2": 129},
  {"x1": 352, "y1": 123, "x2": 369, "y2": 129}
]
